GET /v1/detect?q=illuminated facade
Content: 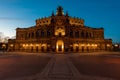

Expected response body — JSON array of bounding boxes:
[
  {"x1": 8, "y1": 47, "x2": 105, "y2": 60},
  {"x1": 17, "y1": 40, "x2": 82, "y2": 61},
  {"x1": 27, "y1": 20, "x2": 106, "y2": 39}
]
[{"x1": 8, "y1": 6, "x2": 112, "y2": 53}]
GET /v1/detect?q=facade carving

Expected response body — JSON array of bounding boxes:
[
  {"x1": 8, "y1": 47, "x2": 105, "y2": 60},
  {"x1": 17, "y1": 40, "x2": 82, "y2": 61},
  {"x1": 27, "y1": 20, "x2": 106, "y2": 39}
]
[{"x1": 8, "y1": 6, "x2": 112, "y2": 53}]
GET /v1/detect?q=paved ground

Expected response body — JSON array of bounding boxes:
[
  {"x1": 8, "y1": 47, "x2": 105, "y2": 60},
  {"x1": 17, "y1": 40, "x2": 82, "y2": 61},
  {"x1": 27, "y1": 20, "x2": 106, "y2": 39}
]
[
  {"x1": 70, "y1": 54, "x2": 120, "y2": 80},
  {"x1": 0, "y1": 53, "x2": 51, "y2": 80},
  {"x1": 0, "y1": 52, "x2": 120, "y2": 80}
]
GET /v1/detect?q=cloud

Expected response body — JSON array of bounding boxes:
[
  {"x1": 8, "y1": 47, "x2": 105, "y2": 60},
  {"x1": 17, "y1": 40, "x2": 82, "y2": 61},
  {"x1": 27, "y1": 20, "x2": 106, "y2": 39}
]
[
  {"x1": 0, "y1": 32, "x2": 4, "y2": 36},
  {"x1": 0, "y1": 17, "x2": 22, "y2": 21},
  {"x1": 0, "y1": 17, "x2": 33, "y2": 21}
]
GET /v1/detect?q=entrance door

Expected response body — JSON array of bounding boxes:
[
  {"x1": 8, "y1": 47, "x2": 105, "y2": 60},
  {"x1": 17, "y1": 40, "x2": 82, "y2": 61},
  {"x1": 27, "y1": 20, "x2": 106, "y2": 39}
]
[
  {"x1": 58, "y1": 45, "x2": 62, "y2": 51},
  {"x1": 56, "y1": 40, "x2": 64, "y2": 53}
]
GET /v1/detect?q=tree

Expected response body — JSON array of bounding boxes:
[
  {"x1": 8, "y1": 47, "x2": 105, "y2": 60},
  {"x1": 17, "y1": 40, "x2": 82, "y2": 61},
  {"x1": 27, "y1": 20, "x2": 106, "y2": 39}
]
[
  {"x1": 0, "y1": 32, "x2": 10, "y2": 43},
  {"x1": 0, "y1": 32, "x2": 4, "y2": 42}
]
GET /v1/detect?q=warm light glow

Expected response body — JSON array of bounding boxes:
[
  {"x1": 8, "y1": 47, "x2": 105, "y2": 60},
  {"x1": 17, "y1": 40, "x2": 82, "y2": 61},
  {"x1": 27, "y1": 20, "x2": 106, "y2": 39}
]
[
  {"x1": 2, "y1": 44, "x2": 6, "y2": 48},
  {"x1": 42, "y1": 44, "x2": 46, "y2": 46},
  {"x1": 94, "y1": 44, "x2": 97, "y2": 47},
  {"x1": 10, "y1": 44, "x2": 13, "y2": 47},
  {"x1": 87, "y1": 44, "x2": 90, "y2": 46},
  {"x1": 81, "y1": 44, "x2": 85, "y2": 46},
  {"x1": 2, "y1": 44, "x2": 5, "y2": 47},
  {"x1": 30, "y1": 44, "x2": 33, "y2": 46},
  {"x1": 74, "y1": 44, "x2": 78, "y2": 46},
  {"x1": 70, "y1": 45, "x2": 72, "y2": 47},
  {"x1": 56, "y1": 40, "x2": 64, "y2": 52},
  {"x1": 47, "y1": 45, "x2": 50, "y2": 47},
  {"x1": 107, "y1": 44, "x2": 110, "y2": 47},
  {"x1": 55, "y1": 28, "x2": 65, "y2": 36},
  {"x1": 56, "y1": 45, "x2": 58, "y2": 49},
  {"x1": 26, "y1": 44, "x2": 28, "y2": 47},
  {"x1": 36, "y1": 44, "x2": 39, "y2": 46},
  {"x1": 114, "y1": 44, "x2": 118, "y2": 47},
  {"x1": 23, "y1": 44, "x2": 25, "y2": 47},
  {"x1": 91, "y1": 44, "x2": 97, "y2": 47},
  {"x1": 92, "y1": 44, "x2": 94, "y2": 46},
  {"x1": 62, "y1": 45, "x2": 64, "y2": 49}
]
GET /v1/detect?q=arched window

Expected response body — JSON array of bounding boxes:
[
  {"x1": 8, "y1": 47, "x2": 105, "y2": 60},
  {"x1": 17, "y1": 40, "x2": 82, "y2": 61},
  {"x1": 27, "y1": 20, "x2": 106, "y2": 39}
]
[
  {"x1": 81, "y1": 31, "x2": 84, "y2": 38},
  {"x1": 86, "y1": 32, "x2": 89, "y2": 38},
  {"x1": 28, "y1": 33, "x2": 31, "y2": 38},
  {"x1": 90, "y1": 33, "x2": 93, "y2": 38},
  {"x1": 75, "y1": 31, "x2": 79, "y2": 38},
  {"x1": 55, "y1": 28, "x2": 65, "y2": 36},
  {"x1": 41, "y1": 31, "x2": 44, "y2": 37},
  {"x1": 36, "y1": 31, "x2": 38, "y2": 38},
  {"x1": 47, "y1": 31, "x2": 51, "y2": 37},
  {"x1": 36, "y1": 30, "x2": 41, "y2": 38},
  {"x1": 89, "y1": 33, "x2": 91, "y2": 38},
  {"x1": 20, "y1": 34, "x2": 24, "y2": 39},
  {"x1": 70, "y1": 31, "x2": 73, "y2": 37},
  {"x1": 31, "y1": 32, "x2": 34, "y2": 38}
]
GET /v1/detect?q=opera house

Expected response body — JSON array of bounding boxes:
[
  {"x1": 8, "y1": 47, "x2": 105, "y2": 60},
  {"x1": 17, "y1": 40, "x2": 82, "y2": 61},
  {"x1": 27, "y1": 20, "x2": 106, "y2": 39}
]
[{"x1": 8, "y1": 6, "x2": 112, "y2": 53}]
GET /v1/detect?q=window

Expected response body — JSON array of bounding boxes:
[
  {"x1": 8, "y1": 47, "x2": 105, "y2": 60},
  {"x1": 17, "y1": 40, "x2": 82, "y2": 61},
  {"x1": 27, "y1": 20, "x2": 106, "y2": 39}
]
[
  {"x1": 41, "y1": 31, "x2": 44, "y2": 37},
  {"x1": 36, "y1": 30, "x2": 41, "y2": 37},
  {"x1": 75, "y1": 31, "x2": 79, "y2": 38},
  {"x1": 81, "y1": 31, "x2": 84, "y2": 38},
  {"x1": 47, "y1": 31, "x2": 50, "y2": 37},
  {"x1": 86, "y1": 32, "x2": 88, "y2": 38},
  {"x1": 89, "y1": 33, "x2": 91, "y2": 38},
  {"x1": 31, "y1": 32, "x2": 34, "y2": 38},
  {"x1": 28, "y1": 33, "x2": 31, "y2": 38},
  {"x1": 70, "y1": 31, "x2": 73, "y2": 37},
  {"x1": 59, "y1": 32, "x2": 62, "y2": 37},
  {"x1": 55, "y1": 27, "x2": 65, "y2": 36}
]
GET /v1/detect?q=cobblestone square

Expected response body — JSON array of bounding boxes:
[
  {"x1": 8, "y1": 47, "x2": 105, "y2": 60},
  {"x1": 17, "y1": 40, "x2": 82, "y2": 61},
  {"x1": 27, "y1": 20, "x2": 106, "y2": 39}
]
[{"x1": 0, "y1": 52, "x2": 120, "y2": 80}]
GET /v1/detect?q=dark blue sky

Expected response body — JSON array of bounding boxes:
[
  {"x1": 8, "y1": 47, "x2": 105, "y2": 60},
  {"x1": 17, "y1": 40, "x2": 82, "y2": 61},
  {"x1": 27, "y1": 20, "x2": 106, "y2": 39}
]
[{"x1": 0, "y1": 0, "x2": 120, "y2": 42}]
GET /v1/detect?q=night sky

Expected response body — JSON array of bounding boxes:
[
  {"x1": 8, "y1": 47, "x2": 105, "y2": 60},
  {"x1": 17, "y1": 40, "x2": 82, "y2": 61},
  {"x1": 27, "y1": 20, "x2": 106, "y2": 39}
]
[{"x1": 0, "y1": 0, "x2": 120, "y2": 43}]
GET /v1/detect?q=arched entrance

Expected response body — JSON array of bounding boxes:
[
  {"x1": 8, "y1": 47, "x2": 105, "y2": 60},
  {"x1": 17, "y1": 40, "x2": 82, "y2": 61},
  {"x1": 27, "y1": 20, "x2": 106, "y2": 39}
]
[{"x1": 56, "y1": 40, "x2": 64, "y2": 53}]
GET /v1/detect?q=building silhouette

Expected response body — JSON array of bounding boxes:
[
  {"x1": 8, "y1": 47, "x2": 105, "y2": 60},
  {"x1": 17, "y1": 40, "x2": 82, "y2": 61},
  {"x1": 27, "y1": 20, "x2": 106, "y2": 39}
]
[{"x1": 8, "y1": 6, "x2": 112, "y2": 53}]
